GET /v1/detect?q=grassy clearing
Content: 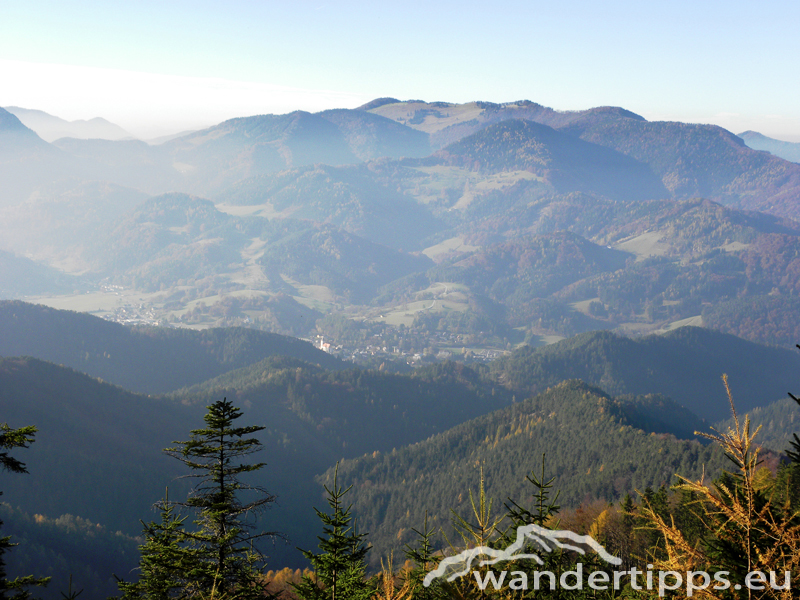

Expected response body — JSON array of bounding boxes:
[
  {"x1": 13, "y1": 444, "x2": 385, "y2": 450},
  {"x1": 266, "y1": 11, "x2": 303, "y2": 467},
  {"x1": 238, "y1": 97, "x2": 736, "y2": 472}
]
[
  {"x1": 224, "y1": 238, "x2": 270, "y2": 288},
  {"x1": 279, "y1": 275, "x2": 336, "y2": 306},
  {"x1": 617, "y1": 321, "x2": 658, "y2": 333},
  {"x1": 719, "y1": 241, "x2": 751, "y2": 252},
  {"x1": 613, "y1": 230, "x2": 671, "y2": 261},
  {"x1": 569, "y1": 297, "x2": 602, "y2": 316},
  {"x1": 27, "y1": 289, "x2": 160, "y2": 316},
  {"x1": 369, "y1": 102, "x2": 486, "y2": 134},
  {"x1": 422, "y1": 237, "x2": 481, "y2": 260},
  {"x1": 525, "y1": 334, "x2": 566, "y2": 347},
  {"x1": 215, "y1": 202, "x2": 297, "y2": 219},
  {"x1": 656, "y1": 315, "x2": 703, "y2": 333},
  {"x1": 407, "y1": 167, "x2": 544, "y2": 209},
  {"x1": 369, "y1": 282, "x2": 470, "y2": 326},
  {"x1": 473, "y1": 170, "x2": 543, "y2": 191},
  {"x1": 406, "y1": 166, "x2": 474, "y2": 205}
]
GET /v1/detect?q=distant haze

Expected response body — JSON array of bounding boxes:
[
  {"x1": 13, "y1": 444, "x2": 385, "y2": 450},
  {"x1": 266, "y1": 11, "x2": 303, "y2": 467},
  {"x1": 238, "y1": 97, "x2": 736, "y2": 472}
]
[
  {"x1": 2, "y1": 57, "x2": 800, "y2": 143},
  {"x1": 0, "y1": 59, "x2": 370, "y2": 139}
]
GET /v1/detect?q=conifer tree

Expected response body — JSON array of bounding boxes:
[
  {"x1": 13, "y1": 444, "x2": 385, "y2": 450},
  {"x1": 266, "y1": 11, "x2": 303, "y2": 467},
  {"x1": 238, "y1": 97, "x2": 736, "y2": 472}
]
[
  {"x1": 403, "y1": 513, "x2": 444, "y2": 600},
  {"x1": 293, "y1": 463, "x2": 371, "y2": 600},
  {"x1": 503, "y1": 454, "x2": 561, "y2": 532},
  {"x1": 116, "y1": 491, "x2": 189, "y2": 600},
  {"x1": 0, "y1": 424, "x2": 49, "y2": 600},
  {"x1": 157, "y1": 399, "x2": 277, "y2": 599}
]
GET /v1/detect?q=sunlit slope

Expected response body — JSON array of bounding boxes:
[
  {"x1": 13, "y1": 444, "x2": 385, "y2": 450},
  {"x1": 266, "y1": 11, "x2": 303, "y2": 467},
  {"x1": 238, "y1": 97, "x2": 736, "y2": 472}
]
[{"x1": 329, "y1": 379, "x2": 729, "y2": 565}]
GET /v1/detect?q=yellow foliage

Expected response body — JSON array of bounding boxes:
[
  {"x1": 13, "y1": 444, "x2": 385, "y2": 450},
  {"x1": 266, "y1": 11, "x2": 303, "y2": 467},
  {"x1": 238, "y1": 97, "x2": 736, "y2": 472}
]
[
  {"x1": 372, "y1": 554, "x2": 413, "y2": 600},
  {"x1": 588, "y1": 508, "x2": 610, "y2": 540},
  {"x1": 639, "y1": 374, "x2": 800, "y2": 600}
]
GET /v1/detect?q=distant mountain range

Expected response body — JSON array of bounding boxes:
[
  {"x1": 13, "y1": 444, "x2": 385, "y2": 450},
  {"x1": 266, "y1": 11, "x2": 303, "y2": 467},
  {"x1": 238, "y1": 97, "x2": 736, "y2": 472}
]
[
  {"x1": 4, "y1": 99, "x2": 800, "y2": 353},
  {"x1": 4, "y1": 101, "x2": 800, "y2": 218},
  {"x1": 3, "y1": 106, "x2": 132, "y2": 142},
  {"x1": 739, "y1": 130, "x2": 800, "y2": 163}
]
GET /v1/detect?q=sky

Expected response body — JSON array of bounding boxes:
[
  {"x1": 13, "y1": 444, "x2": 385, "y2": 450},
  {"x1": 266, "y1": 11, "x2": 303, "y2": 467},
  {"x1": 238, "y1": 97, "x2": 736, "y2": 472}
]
[{"x1": 2, "y1": 0, "x2": 799, "y2": 140}]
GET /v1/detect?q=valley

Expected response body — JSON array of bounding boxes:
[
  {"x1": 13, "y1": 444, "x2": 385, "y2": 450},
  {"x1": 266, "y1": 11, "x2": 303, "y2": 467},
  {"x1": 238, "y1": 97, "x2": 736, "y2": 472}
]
[{"x1": 3, "y1": 97, "x2": 800, "y2": 599}]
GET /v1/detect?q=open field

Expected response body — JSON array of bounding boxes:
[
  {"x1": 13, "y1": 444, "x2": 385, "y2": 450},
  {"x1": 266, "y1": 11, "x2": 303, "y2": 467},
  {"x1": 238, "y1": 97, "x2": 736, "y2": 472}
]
[
  {"x1": 216, "y1": 202, "x2": 298, "y2": 219},
  {"x1": 656, "y1": 314, "x2": 703, "y2": 333},
  {"x1": 369, "y1": 281, "x2": 470, "y2": 327},
  {"x1": 422, "y1": 236, "x2": 481, "y2": 260},
  {"x1": 570, "y1": 297, "x2": 602, "y2": 316},
  {"x1": 278, "y1": 274, "x2": 337, "y2": 311},
  {"x1": 613, "y1": 230, "x2": 670, "y2": 261},
  {"x1": 719, "y1": 241, "x2": 751, "y2": 252},
  {"x1": 370, "y1": 101, "x2": 487, "y2": 133},
  {"x1": 527, "y1": 333, "x2": 566, "y2": 347},
  {"x1": 27, "y1": 288, "x2": 162, "y2": 317}
]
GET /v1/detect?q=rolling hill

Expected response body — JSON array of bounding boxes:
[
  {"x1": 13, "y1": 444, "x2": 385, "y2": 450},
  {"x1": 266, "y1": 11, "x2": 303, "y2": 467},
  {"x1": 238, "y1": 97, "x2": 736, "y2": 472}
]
[
  {"x1": 0, "y1": 300, "x2": 345, "y2": 394},
  {"x1": 368, "y1": 99, "x2": 800, "y2": 221},
  {"x1": 0, "y1": 108, "x2": 82, "y2": 206},
  {"x1": 219, "y1": 163, "x2": 442, "y2": 250},
  {"x1": 0, "y1": 351, "x2": 513, "y2": 577},
  {"x1": 490, "y1": 327, "x2": 800, "y2": 422},
  {"x1": 317, "y1": 108, "x2": 431, "y2": 160},
  {"x1": 0, "y1": 250, "x2": 79, "y2": 297},
  {"x1": 328, "y1": 379, "x2": 730, "y2": 565},
  {"x1": 431, "y1": 119, "x2": 667, "y2": 201},
  {"x1": 92, "y1": 192, "x2": 434, "y2": 301},
  {"x1": 568, "y1": 117, "x2": 800, "y2": 219},
  {"x1": 366, "y1": 99, "x2": 645, "y2": 149},
  {"x1": 0, "y1": 181, "x2": 150, "y2": 267}
]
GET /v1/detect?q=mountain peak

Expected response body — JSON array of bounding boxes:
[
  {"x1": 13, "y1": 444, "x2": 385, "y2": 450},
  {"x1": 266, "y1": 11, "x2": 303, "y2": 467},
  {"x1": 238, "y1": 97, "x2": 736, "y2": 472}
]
[
  {"x1": 357, "y1": 97, "x2": 401, "y2": 110},
  {"x1": 0, "y1": 106, "x2": 34, "y2": 133},
  {"x1": 3, "y1": 106, "x2": 132, "y2": 141}
]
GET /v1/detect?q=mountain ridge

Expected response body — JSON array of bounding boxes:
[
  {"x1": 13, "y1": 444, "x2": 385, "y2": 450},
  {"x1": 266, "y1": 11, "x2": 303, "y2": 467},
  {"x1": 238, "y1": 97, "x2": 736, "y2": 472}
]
[
  {"x1": 4, "y1": 106, "x2": 132, "y2": 142},
  {"x1": 739, "y1": 130, "x2": 800, "y2": 163},
  {"x1": 0, "y1": 300, "x2": 346, "y2": 393}
]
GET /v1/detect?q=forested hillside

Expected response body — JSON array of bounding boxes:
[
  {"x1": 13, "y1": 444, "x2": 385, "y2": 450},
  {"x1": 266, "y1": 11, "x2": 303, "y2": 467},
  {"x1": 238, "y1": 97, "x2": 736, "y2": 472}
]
[
  {"x1": 0, "y1": 250, "x2": 78, "y2": 297},
  {"x1": 490, "y1": 327, "x2": 800, "y2": 421},
  {"x1": 0, "y1": 301, "x2": 344, "y2": 393},
  {"x1": 2, "y1": 315, "x2": 797, "y2": 596},
  {"x1": 328, "y1": 380, "x2": 730, "y2": 565},
  {"x1": 433, "y1": 119, "x2": 666, "y2": 201}
]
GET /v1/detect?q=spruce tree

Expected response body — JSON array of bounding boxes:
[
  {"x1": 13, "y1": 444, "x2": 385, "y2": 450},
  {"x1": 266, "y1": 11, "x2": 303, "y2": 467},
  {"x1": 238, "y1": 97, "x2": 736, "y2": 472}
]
[
  {"x1": 0, "y1": 424, "x2": 49, "y2": 600},
  {"x1": 158, "y1": 399, "x2": 277, "y2": 599},
  {"x1": 293, "y1": 464, "x2": 371, "y2": 600},
  {"x1": 116, "y1": 491, "x2": 189, "y2": 600},
  {"x1": 403, "y1": 513, "x2": 444, "y2": 600}
]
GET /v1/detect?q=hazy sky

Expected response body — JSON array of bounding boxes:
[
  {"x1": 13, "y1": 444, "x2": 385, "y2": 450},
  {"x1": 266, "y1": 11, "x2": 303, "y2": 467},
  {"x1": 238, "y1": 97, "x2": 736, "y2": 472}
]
[{"x1": 2, "y1": 0, "x2": 799, "y2": 140}]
